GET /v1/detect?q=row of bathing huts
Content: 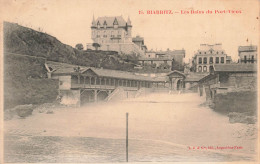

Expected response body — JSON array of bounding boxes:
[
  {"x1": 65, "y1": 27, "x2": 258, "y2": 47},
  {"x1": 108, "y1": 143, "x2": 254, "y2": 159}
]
[{"x1": 45, "y1": 61, "x2": 257, "y2": 107}]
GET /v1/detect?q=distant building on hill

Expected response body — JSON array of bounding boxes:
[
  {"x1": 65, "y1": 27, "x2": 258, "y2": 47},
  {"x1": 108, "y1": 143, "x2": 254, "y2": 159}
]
[
  {"x1": 132, "y1": 35, "x2": 147, "y2": 52},
  {"x1": 87, "y1": 15, "x2": 146, "y2": 56},
  {"x1": 191, "y1": 43, "x2": 232, "y2": 73},
  {"x1": 238, "y1": 45, "x2": 257, "y2": 64},
  {"x1": 138, "y1": 49, "x2": 185, "y2": 71}
]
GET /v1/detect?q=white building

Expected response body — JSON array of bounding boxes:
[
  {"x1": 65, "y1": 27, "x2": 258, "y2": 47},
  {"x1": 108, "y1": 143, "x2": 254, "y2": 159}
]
[
  {"x1": 192, "y1": 44, "x2": 232, "y2": 73},
  {"x1": 87, "y1": 16, "x2": 145, "y2": 56},
  {"x1": 238, "y1": 45, "x2": 257, "y2": 64}
]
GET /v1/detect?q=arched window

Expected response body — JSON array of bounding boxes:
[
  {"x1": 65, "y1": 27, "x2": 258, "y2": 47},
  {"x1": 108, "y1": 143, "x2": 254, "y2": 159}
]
[
  {"x1": 221, "y1": 57, "x2": 224, "y2": 63},
  {"x1": 203, "y1": 66, "x2": 207, "y2": 72},
  {"x1": 210, "y1": 57, "x2": 213, "y2": 63},
  {"x1": 198, "y1": 66, "x2": 202, "y2": 72},
  {"x1": 216, "y1": 57, "x2": 219, "y2": 64},
  {"x1": 199, "y1": 57, "x2": 202, "y2": 64},
  {"x1": 203, "y1": 57, "x2": 207, "y2": 64}
]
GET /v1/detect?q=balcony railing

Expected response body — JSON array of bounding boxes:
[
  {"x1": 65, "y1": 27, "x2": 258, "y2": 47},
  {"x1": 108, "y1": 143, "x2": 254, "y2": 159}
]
[
  {"x1": 71, "y1": 83, "x2": 116, "y2": 89},
  {"x1": 71, "y1": 83, "x2": 140, "y2": 91}
]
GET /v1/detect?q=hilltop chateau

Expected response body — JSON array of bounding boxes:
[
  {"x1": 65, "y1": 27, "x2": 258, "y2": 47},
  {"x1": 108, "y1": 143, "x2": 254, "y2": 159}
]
[{"x1": 87, "y1": 16, "x2": 146, "y2": 56}]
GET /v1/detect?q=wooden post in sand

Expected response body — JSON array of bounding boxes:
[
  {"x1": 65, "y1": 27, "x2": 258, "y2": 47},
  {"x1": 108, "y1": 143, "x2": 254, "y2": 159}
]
[{"x1": 126, "y1": 112, "x2": 129, "y2": 162}]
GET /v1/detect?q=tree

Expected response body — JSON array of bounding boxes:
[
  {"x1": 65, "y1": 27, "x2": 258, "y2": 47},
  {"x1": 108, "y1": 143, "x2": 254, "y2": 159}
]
[
  {"x1": 158, "y1": 63, "x2": 170, "y2": 70},
  {"x1": 92, "y1": 43, "x2": 100, "y2": 51},
  {"x1": 75, "y1": 43, "x2": 84, "y2": 50}
]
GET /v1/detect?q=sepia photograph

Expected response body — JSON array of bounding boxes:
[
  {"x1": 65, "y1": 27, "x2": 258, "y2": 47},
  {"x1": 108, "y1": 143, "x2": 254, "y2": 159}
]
[{"x1": 0, "y1": 0, "x2": 259, "y2": 163}]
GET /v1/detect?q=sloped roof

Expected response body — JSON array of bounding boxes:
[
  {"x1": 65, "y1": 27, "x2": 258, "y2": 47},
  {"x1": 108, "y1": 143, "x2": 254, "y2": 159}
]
[
  {"x1": 46, "y1": 61, "x2": 88, "y2": 74},
  {"x1": 87, "y1": 68, "x2": 154, "y2": 81},
  {"x1": 167, "y1": 70, "x2": 186, "y2": 77},
  {"x1": 95, "y1": 16, "x2": 127, "y2": 27},
  {"x1": 238, "y1": 45, "x2": 257, "y2": 52},
  {"x1": 46, "y1": 61, "x2": 165, "y2": 82},
  {"x1": 132, "y1": 36, "x2": 144, "y2": 42},
  {"x1": 213, "y1": 64, "x2": 257, "y2": 72},
  {"x1": 138, "y1": 57, "x2": 172, "y2": 61},
  {"x1": 184, "y1": 72, "x2": 209, "y2": 82},
  {"x1": 166, "y1": 50, "x2": 185, "y2": 54}
]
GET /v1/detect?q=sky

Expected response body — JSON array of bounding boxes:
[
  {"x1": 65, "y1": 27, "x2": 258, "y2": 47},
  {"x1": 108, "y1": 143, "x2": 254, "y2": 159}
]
[{"x1": 1, "y1": 0, "x2": 259, "y2": 62}]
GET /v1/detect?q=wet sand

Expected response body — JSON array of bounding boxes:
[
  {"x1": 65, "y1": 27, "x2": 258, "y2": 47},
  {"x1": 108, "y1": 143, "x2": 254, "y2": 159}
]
[{"x1": 4, "y1": 93, "x2": 258, "y2": 162}]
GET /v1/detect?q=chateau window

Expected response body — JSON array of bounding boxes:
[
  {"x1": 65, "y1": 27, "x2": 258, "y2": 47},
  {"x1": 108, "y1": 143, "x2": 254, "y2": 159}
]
[
  {"x1": 244, "y1": 56, "x2": 247, "y2": 63},
  {"x1": 114, "y1": 24, "x2": 118, "y2": 29},
  {"x1": 210, "y1": 57, "x2": 213, "y2": 64},
  {"x1": 203, "y1": 66, "x2": 207, "y2": 72},
  {"x1": 216, "y1": 57, "x2": 219, "y2": 64},
  {"x1": 203, "y1": 57, "x2": 207, "y2": 64},
  {"x1": 222, "y1": 51, "x2": 224, "y2": 54},
  {"x1": 113, "y1": 18, "x2": 119, "y2": 29},
  {"x1": 97, "y1": 21, "x2": 100, "y2": 29},
  {"x1": 204, "y1": 52, "x2": 206, "y2": 54},
  {"x1": 252, "y1": 56, "x2": 254, "y2": 63},
  {"x1": 199, "y1": 52, "x2": 201, "y2": 54},
  {"x1": 217, "y1": 51, "x2": 219, "y2": 54},
  {"x1": 199, "y1": 57, "x2": 202, "y2": 64},
  {"x1": 221, "y1": 57, "x2": 224, "y2": 63}
]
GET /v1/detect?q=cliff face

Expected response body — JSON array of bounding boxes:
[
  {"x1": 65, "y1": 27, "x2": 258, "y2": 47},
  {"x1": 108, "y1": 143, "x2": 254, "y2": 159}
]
[
  {"x1": 3, "y1": 22, "x2": 136, "y2": 71},
  {"x1": 4, "y1": 53, "x2": 59, "y2": 109},
  {"x1": 3, "y1": 22, "x2": 138, "y2": 109}
]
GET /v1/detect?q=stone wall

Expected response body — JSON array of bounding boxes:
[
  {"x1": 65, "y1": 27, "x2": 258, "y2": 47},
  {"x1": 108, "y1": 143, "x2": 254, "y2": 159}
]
[
  {"x1": 60, "y1": 90, "x2": 80, "y2": 106},
  {"x1": 227, "y1": 73, "x2": 256, "y2": 88},
  {"x1": 107, "y1": 87, "x2": 137, "y2": 101},
  {"x1": 87, "y1": 43, "x2": 144, "y2": 56},
  {"x1": 211, "y1": 91, "x2": 257, "y2": 115}
]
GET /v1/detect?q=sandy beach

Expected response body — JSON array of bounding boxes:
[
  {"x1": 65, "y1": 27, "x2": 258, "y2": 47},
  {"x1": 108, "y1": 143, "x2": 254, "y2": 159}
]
[{"x1": 4, "y1": 93, "x2": 257, "y2": 162}]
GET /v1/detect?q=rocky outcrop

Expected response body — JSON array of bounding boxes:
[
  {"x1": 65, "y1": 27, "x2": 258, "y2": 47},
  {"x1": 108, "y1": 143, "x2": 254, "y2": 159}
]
[{"x1": 14, "y1": 104, "x2": 35, "y2": 118}]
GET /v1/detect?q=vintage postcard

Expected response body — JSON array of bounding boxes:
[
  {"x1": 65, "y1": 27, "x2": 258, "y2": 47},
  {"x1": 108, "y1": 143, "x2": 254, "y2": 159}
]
[{"x1": 0, "y1": 0, "x2": 259, "y2": 163}]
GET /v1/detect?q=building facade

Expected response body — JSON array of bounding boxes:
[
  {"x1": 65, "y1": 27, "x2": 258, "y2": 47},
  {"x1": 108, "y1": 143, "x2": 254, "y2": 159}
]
[
  {"x1": 139, "y1": 49, "x2": 185, "y2": 71},
  {"x1": 238, "y1": 45, "x2": 257, "y2": 64},
  {"x1": 132, "y1": 35, "x2": 147, "y2": 52},
  {"x1": 88, "y1": 16, "x2": 145, "y2": 56},
  {"x1": 192, "y1": 44, "x2": 232, "y2": 73}
]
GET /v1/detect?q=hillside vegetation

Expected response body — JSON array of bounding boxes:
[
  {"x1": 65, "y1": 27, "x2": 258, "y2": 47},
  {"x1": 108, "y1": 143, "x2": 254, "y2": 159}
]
[
  {"x1": 3, "y1": 21, "x2": 140, "y2": 109},
  {"x1": 4, "y1": 54, "x2": 59, "y2": 109},
  {"x1": 4, "y1": 22, "x2": 137, "y2": 71}
]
